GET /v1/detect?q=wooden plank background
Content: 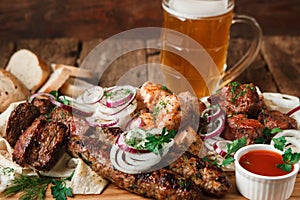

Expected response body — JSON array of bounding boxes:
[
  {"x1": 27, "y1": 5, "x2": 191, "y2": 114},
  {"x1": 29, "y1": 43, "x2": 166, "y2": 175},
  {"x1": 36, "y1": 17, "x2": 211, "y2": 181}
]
[{"x1": 0, "y1": 0, "x2": 299, "y2": 41}]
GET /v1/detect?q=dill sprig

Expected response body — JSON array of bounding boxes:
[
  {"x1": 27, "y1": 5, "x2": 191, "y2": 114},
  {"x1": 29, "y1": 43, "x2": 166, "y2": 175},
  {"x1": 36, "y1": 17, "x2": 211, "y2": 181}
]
[{"x1": 2, "y1": 174, "x2": 51, "y2": 200}]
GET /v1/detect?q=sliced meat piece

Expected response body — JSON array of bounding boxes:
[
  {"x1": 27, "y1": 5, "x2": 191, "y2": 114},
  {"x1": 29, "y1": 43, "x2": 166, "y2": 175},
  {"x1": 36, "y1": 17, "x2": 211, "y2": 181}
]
[
  {"x1": 13, "y1": 116, "x2": 47, "y2": 167},
  {"x1": 209, "y1": 82, "x2": 263, "y2": 118},
  {"x1": 13, "y1": 118, "x2": 69, "y2": 171},
  {"x1": 51, "y1": 107, "x2": 90, "y2": 136},
  {"x1": 5, "y1": 102, "x2": 40, "y2": 147},
  {"x1": 67, "y1": 135, "x2": 201, "y2": 200},
  {"x1": 258, "y1": 110, "x2": 297, "y2": 130},
  {"x1": 223, "y1": 114, "x2": 264, "y2": 144}
]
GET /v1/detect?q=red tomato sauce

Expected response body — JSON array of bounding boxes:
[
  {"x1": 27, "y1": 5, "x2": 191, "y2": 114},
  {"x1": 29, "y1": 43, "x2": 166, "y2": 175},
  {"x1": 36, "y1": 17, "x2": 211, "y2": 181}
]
[{"x1": 239, "y1": 149, "x2": 291, "y2": 176}]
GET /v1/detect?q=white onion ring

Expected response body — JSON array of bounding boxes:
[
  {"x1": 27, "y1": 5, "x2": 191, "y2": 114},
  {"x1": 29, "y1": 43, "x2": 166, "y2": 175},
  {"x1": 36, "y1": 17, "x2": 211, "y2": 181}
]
[
  {"x1": 105, "y1": 85, "x2": 136, "y2": 108},
  {"x1": 271, "y1": 129, "x2": 300, "y2": 153},
  {"x1": 85, "y1": 116, "x2": 119, "y2": 128},
  {"x1": 263, "y1": 92, "x2": 299, "y2": 113},
  {"x1": 125, "y1": 117, "x2": 142, "y2": 130},
  {"x1": 82, "y1": 86, "x2": 104, "y2": 104}
]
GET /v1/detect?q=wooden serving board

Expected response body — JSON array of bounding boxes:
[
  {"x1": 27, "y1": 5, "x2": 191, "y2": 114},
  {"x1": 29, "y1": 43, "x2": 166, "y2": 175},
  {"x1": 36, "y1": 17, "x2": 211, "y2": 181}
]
[{"x1": 4, "y1": 172, "x2": 300, "y2": 200}]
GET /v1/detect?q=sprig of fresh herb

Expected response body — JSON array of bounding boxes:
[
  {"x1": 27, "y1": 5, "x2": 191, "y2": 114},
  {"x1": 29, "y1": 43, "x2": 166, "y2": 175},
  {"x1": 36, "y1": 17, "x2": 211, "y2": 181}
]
[
  {"x1": 51, "y1": 171, "x2": 74, "y2": 200},
  {"x1": 255, "y1": 127, "x2": 282, "y2": 144},
  {"x1": 3, "y1": 171, "x2": 74, "y2": 200},
  {"x1": 145, "y1": 127, "x2": 176, "y2": 156},
  {"x1": 276, "y1": 148, "x2": 300, "y2": 172},
  {"x1": 272, "y1": 137, "x2": 300, "y2": 172},
  {"x1": 50, "y1": 90, "x2": 70, "y2": 105},
  {"x1": 221, "y1": 137, "x2": 247, "y2": 167},
  {"x1": 3, "y1": 174, "x2": 51, "y2": 200}
]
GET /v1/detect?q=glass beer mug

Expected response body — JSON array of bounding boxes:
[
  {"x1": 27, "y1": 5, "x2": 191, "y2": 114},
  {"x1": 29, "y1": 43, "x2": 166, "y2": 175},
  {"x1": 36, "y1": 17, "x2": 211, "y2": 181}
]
[{"x1": 160, "y1": 0, "x2": 262, "y2": 97}]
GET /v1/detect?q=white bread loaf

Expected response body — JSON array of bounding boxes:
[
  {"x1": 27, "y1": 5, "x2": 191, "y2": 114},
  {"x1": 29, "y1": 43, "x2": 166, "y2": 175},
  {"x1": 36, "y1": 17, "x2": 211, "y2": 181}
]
[
  {"x1": 38, "y1": 67, "x2": 72, "y2": 93},
  {"x1": 6, "y1": 49, "x2": 51, "y2": 93},
  {"x1": 51, "y1": 64, "x2": 93, "y2": 79},
  {"x1": 0, "y1": 69, "x2": 30, "y2": 113},
  {"x1": 60, "y1": 77, "x2": 93, "y2": 98}
]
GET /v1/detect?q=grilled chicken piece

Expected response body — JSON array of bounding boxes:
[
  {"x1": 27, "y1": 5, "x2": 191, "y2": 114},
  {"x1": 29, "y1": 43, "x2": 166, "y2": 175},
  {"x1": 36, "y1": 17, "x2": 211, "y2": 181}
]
[
  {"x1": 67, "y1": 135, "x2": 202, "y2": 200},
  {"x1": 5, "y1": 102, "x2": 40, "y2": 147}
]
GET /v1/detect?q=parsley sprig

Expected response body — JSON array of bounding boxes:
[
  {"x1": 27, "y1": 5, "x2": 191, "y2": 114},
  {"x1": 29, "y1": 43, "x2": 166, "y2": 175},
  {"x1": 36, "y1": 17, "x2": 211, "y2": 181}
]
[
  {"x1": 145, "y1": 127, "x2": 176, "y2": 156},
  {"x1": 272, "y1": 137, "x2": 300, "y2": 172},
  {"x1": 221, "y1": 137, "x2": 247, "y2": 167}
]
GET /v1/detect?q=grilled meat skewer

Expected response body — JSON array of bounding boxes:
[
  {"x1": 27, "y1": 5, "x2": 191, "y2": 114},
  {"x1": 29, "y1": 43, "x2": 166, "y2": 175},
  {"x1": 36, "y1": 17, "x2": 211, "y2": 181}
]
[{"x1": 68, "y1": 135, "x2": 202, "y2": 200}]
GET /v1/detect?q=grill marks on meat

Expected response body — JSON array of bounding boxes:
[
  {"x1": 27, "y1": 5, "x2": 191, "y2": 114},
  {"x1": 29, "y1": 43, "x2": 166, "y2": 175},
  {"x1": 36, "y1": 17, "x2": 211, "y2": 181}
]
[
  {"x1": 67, "y1": 135, "x2": 201, "y2": 200},
  {"x1": 223, "y1": 114, "x2": 264, "y2": 144},
  {"x1": 209, "y1": 82, "x2": 298, "y2": 143},
  {"x1": 91, "y1": 127, "x2": 230, "y2": 197},
  {"x1": 167, "y1": 152, "x2": 230, "y2": 196},
  {"x1": 258, "y1": 110, "x2": 297, "y2": 130},
  {"x1": 5, "y1": 102, "x2": 40, "y2": 147},
  {"x1": 209, "y1": 82, "x2": 263, "y2": 118},
  {"x1": 13, "y1": 117, "x2": 69, "y2": 171}
]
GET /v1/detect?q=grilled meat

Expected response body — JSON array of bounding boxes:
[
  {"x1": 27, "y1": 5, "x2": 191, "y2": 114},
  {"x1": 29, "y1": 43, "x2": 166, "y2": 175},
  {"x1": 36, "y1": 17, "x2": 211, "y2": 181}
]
[
  {"x1": 258, "y1": 110, "x2": 297, "y2": 130},
  {"x1": 223, "y1": 114, "x2": 264, "y2": 144},
  {"x1": 5, "y1": 102, "x2": 40, "y2": 147},
  {"x1": 13, "y1": 117, "x2": 69, "y2": 171},
  {"x1": 93, "y1": 127, "x2": 231, "y2": 197},
  {"x1": 32, "y1": 98, "x2": 55, "y2": 115},
  {"x1": 51, "y1": 107, "x2": 91, "y2": 136},
  {"x1": 209, "y1": 82, "x2": 263, "y2": 118},
  {"x1": 67, "y1": 135, "x2": 202, "y2": 200}
]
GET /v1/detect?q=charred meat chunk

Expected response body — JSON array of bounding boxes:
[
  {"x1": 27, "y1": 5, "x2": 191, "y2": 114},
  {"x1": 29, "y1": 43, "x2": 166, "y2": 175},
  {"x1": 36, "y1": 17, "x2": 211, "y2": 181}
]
[
  {"x1": 13, "y1": 118, "x2": 69, "y2": 171},
  {"x1": 67, "y1": 135, "x2": 201, "y2": 200},
  {"x1": 5, "y1": 102, "x2": 40, "y2": 147},
  {"x1": 51, "y1": 107, "x2": 90, "y2": 136},
  {"x1": 258, "y1": 110, "x2": 297, "y2": 130},
  {"x1": 32, "y1": 98, "x2": 55, "y2": 115},
  {"x1": 209, "y1": 82, "x2": 263, "y2": 118},
  {"x1": 222, "y1": 114, "x2": 264, "y2": 144}
]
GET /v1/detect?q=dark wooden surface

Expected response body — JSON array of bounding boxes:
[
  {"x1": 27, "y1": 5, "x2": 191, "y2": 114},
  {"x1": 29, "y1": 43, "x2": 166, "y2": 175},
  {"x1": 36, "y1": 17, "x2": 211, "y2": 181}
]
[
  {"x1": 0, "y1": 0, "x2": 299, "y2": 41},
  {"x1": 0, "y1": 36, "x2": 299, "y2": 97}
]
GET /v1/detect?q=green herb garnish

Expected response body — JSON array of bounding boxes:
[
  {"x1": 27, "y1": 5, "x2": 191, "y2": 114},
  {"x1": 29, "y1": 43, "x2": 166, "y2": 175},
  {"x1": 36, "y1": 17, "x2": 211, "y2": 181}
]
[
  {"x1": 276, "y1": 148, "x2": 300, "y2": 172},
  {"x1": 221, "y1": 137, "x2": 247, "y2": 167},
  {"x1": 50, "y1": 90, "x2": 70, "y2": 105},
  {"x1": 145, "y1": 127, "x2": 176, "y2": 156},
  {"x1": 3, "y1": 171, "x2": 74, "y2": 200},
  {"x1": 255, "y1": 127, "x2": 282, "y2": 144}
]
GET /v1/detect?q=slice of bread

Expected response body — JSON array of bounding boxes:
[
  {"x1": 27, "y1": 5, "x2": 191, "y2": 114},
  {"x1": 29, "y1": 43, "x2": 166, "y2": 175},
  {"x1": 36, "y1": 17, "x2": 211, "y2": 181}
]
[
  {"x1": 60, "y1": 77, "x2": 94, "y2": 98},
  {"x1": 6, "y1": 49, "x2": 51, "y2": 93},
  {"x1": 0, "y1": 69, "x2": 30, "y2": 113},
  {"x1": 38, "y1": 67, "x2": 72, "y2": 93},
  {"x1": 51, "y1": 64, "x2": 93, "y2": 79}
]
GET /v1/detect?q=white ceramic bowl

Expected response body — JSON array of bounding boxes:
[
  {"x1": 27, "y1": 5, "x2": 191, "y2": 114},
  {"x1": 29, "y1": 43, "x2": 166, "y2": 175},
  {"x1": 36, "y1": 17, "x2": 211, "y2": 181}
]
[{"x1": 234, "y1": 144, "x2": 299, "y2": 200}]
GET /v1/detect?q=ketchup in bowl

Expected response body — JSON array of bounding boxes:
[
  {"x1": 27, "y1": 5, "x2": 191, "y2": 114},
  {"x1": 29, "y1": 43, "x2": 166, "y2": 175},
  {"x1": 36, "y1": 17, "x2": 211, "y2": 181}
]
[{"x1": 239, "y1": 149, "x2": 291, "y2": 176}]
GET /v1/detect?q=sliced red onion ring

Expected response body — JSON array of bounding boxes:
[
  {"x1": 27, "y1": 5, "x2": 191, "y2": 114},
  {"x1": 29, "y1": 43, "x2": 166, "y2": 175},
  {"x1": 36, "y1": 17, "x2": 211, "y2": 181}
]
[
  {"x1": 116, "y1": 131, "x2": 150, "y2": 154},
  {"x1": 82, "y1": 86, "x2": 104, "y2": 104},
  {"x1": 85, "y1": 116, "x2": 119, "y2": 128},
  {"x1": 95, "y1": 100, "x2": 137, "y2": 121},
  {"x1": 287, "y1": 106, "x2": 300, "y2": 117},
  {"x1": 200, "y1": 116, "x2": 225, "y2": 140},
  {"x1": 29, "y1": 92, "x2": 55, "y2": 103},
  {"x1": 213, "y1": 140, "x2": 233, "y2": 157},
  {"x1": 125, "y1": 117, "x2": 142, "y2": 130},
  {"x1": 105, "y1": 85, "x2": 136, "y2": 108},
  {"x1": 201, "y1": 106, "x2": 223, "y2": 123}
]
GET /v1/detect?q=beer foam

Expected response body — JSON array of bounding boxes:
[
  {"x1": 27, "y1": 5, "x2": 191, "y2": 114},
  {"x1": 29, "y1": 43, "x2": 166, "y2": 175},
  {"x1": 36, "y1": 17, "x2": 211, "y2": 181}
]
[{"x1": 163, "y1": 0, "x2": 232, "y2": 19}]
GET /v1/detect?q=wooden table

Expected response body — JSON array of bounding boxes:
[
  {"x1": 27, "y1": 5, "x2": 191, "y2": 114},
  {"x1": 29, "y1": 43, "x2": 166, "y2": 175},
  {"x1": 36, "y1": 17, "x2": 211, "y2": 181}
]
[{"x1": 0, "y1": 36, "x2": 299, "y2": 199}]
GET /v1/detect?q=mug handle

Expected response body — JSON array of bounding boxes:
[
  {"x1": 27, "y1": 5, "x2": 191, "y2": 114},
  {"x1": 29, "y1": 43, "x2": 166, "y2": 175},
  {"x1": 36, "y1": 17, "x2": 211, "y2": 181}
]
[{"x1": 220, "y1": 14, "x2": 263, "y2": 87}]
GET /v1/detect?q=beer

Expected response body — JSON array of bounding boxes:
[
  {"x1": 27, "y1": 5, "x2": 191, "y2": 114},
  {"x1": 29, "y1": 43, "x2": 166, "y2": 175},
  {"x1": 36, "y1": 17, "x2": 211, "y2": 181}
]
[{"x1": 161, "y1": 0, "x2": 234, "y2": 97}]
